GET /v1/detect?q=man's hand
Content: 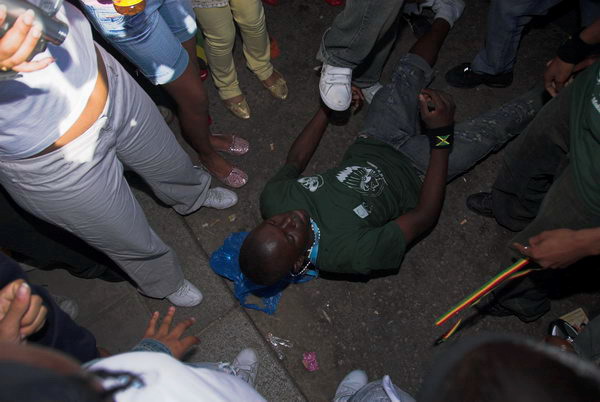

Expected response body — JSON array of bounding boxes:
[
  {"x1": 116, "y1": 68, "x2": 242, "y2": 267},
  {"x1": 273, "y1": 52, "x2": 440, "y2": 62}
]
[
  {"x1": 513, "y1": 228, "x2": 593, "y2": 269},
  {"x1": 543, "y1": 56, "x2": 598, "y2": 97},
  {"x1": 543, "y1": 57, "x2": 574, "y2": 97},
  {"x1": 0, "y1": 280, "x2": 47, "y2": 343},
  {"x1": 418, "y1": 89, "x2": 455, "y2": 129},
  {"x1": 142, "y1": 306, "x2": 200, "y2": 359},
  {"x1": 0, "y1": 6, "x2": 54, "y2": 73}
]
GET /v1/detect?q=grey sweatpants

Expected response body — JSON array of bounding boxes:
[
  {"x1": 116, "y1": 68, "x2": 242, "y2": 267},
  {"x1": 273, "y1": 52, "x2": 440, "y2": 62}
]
[{"x1": 0, "y1": 46, "x2": 211, "y2": 298}]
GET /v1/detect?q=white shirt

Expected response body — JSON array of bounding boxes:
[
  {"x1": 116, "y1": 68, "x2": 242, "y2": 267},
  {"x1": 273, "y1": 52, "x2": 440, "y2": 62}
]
[
  {"x1": 89, "y1": 352, "x2": 267, "y2": 402},
  {"x1": 0, "y1": 2, "x2": 97, "y2": 159}
]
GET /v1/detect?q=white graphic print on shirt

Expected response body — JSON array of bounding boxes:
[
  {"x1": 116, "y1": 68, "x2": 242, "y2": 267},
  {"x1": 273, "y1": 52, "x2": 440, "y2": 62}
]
[{"x1": 335, "y1": 162, "x2": 387, "y2": 197}]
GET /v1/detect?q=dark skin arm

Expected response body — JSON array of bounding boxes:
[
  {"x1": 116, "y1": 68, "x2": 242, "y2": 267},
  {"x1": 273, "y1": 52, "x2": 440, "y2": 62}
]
[
  {"x1": 513, "y1": 227, "x2": 600, "y2": 269},
  {"x1": 286, "y1": 89, "x2": 364, "y2": 172},
  {"x1": 394, "y1": 89, "x2": 454, "y2": 244},
  {"x1": 285, "y1": 107, "x2": 331, "y2": 173}
]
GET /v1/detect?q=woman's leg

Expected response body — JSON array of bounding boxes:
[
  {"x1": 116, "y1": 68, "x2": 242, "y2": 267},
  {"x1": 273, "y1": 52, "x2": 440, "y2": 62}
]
[
  {"x1": 156, "y1": 0, "x2": 246, "y2": 184},
  {"x1": 229, "y1": 0, "x2": 286, "y2": 94},
  {"x1": 194, "y1": 5, "x2": 241, "y2": 101},
  {"x1": 81, "y1": 0, "x2": 246, "y2": 185},
  {"x1": 229, "y1": 0, "x2": 271, "y2": 80}
]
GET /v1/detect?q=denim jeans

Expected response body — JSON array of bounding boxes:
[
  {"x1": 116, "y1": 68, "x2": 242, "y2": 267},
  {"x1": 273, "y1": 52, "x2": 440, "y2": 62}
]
[
  {"x1": 80, "y1": 0, "x2": 197, "y2": 84},
  {"x1": 127, "y1": 338, "x2": 235, "y2": 375},
  {"x1": 488, "y1": 83, "x2": 600, "y2": 320},
  {"x1": 0, "y1": 253, "x2": 99, "y2": 363},
  {"x1": 316, "y1": 0, "x2": 405, "y2": 88},
  {"x1": 361, "y1": 53, "x2": 546, "y2": 181},
  {"x1": 472, "y1": 0, "x2": 600, "y2": 75},
  {"x1": 348, "y1": 376, "x2": 415, "y2": 402}
]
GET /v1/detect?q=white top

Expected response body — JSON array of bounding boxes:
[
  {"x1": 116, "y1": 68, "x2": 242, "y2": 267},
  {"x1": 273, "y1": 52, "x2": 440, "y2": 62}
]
[
  {"x1": 0, "y1": 2, "x2": 97, "y2": 160},
  {"x1": 89, "y1": 352, "x2": 267, "y2": 402}
]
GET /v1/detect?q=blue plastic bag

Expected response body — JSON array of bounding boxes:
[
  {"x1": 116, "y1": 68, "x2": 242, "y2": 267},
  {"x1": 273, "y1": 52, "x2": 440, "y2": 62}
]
[{"x1": 210, "y1": 232, "x2": 317, "y2": 314}]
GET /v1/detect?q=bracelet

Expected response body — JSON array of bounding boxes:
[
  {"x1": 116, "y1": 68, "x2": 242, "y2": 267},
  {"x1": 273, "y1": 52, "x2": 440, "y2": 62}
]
[
  {"x1": 425, "y1": 124, "x2": 454, "y2": 149},
  {"x1": 557, "y1": 29, "x2": 596, "y2": 64}
]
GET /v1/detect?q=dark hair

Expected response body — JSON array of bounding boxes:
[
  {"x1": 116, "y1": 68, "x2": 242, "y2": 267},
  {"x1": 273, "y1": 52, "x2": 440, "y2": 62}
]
[
  {"x1": 419, "y1": 334, "x2": 600, "y2": 402},
  {"x1": 0, "y1": 362, "x2": 144, "y2": 402},
  {"x1": 240, "y1": 228, "x2": 289, "y2": 286}
]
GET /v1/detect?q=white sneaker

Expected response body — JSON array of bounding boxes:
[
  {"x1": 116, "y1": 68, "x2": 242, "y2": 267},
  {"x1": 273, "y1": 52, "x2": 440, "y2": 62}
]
[
  {"x1": 202, "y1": 187, "x2": 238, "y2": 209},
  {"x1": 51, "y1": 294, "x2": 79, "y2": 320},
  {"x1": 231, "y1": 348, "x2": 259, "y2": 388},
  {"x1": 361, "y1": 82, "x2": 383, "y2": 104},
  {"x1": 430, "y1": 0, "x2": 465, "y2": 27},
  {"x1": 334, "y1": 370, "x2": 368, "y2": 402},
  {"x1": 319, "y1": 64, "x2": 353, "y2": 111},
  {"x1": 404, "y1": 0, "x2": 464, "y2": 27},
  {"x1": 166, "y1": 279, "x2": 203, "y2": 307}
]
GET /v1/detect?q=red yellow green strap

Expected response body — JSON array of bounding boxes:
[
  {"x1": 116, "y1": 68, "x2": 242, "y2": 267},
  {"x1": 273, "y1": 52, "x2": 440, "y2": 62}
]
[{"x1": 435, "y1": 258, "x2": 529, "y2": 326}]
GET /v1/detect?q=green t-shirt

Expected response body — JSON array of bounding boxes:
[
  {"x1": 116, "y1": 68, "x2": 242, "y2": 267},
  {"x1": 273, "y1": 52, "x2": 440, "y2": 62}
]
[
  {"x1": 570, "y1": 60, "x2": 600, "y2": 216},
  {"x1": 260, "y1": 137, "x2": 421, "y2": 275}
]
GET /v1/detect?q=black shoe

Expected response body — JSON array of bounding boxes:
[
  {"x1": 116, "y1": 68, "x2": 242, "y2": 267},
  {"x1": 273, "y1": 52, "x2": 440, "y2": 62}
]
[
  {"x1": 475, "y1": 300, "x2": 548, "y2": 323},
  {"x1": 445, "y1": 63, "x2": 513, "y2": 88},
  {"x1": 466, "y1": 192, "x2": 494, "y2": 217}
]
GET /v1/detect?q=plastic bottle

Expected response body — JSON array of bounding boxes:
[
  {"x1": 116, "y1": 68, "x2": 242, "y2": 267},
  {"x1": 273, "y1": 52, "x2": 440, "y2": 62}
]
[{"x1": 112, "y1": 0, "x2": 146, "y2": 16}]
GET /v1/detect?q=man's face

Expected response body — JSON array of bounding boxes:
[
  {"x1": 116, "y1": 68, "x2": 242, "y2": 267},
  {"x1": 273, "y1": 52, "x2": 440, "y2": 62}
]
[{"x1": 255, "y1": 209, "x2": 313, "y2": 275}]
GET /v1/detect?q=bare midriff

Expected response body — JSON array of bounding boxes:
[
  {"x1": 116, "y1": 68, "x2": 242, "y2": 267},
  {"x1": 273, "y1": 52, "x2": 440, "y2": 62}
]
[{"x1": 29, "y1": 47, "x2": 109, "y2": 158}]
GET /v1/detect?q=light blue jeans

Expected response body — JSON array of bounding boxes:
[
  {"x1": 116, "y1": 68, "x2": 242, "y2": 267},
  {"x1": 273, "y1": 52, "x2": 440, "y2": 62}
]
[
  {"x1": 472, "y1": 0, "x2": 600, "y2": 75},
  {"x1": 129, "y1": 338, "x2": 237, "y2": 374},
  {"x1": 316, "y1": 0, "x2": 405, "y2": 88},
  {"x1": 80, "y1": 0, "x2": 197, "y2": 84},
  {"x1": 361, "y1": 53, "x2": 546, "y2": 181}
]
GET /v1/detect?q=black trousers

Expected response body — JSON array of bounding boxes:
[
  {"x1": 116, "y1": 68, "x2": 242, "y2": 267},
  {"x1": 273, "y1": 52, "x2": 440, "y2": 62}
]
[{"x1": 0, "y1": 253, "x2": 98, "y2": 362}]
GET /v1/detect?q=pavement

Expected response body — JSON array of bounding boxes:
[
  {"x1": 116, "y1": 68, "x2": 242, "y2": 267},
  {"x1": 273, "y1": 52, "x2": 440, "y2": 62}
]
[{"x1": 18, "y1": 1, "x2": 600, "y2": 401}]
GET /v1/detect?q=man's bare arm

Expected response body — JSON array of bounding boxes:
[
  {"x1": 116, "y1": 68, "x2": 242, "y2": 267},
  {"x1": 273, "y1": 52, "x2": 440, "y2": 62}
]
[
  {"x1": 285, "y1": 107, "x2": 331, "y2": 173},
  {"x1": 395, "y1": 89, "x2": 454, "y2": 244}
]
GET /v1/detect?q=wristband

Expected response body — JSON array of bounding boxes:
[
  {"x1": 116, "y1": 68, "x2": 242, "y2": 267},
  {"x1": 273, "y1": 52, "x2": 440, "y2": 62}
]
[
  {"x1": 557, "y1": 29, "x2": 596, "y2": 64},
  {"x1": 425, "y1": 124, "x2": 454, "y2": 149}
]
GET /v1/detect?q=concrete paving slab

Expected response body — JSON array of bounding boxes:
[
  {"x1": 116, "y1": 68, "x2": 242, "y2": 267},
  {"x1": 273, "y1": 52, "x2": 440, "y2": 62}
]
[
  {"x1": 183, "y1": 307, "x2": 306, "y2": 401},
  {"x1": 26, "y1": 268, "x2": 151, "y2": 353}
]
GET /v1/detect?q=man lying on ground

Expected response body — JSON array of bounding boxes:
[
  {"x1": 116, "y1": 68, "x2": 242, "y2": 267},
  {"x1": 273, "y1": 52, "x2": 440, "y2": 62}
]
[{"x1": 239, "y1": 16, "x2": 545, "y2": 286}]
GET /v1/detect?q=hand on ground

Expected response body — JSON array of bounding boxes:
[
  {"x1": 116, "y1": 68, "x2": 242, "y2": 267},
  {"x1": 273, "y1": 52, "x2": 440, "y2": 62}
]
[
  {"x1": 143, "y1": 306, "x2": 200, "y2": 359},
  {"x1": 351, "y1": 85, "x2": 365, "y2": 113},
  {"x1": 0, "y1": 280, "x2": 47, "y2": 343}
]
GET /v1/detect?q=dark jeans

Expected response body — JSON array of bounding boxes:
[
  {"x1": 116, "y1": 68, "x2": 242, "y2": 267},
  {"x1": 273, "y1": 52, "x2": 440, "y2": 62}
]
[
  {"x1": 361, "y1": 53, "x2": 546, "y2": 181},
  {"x1": 490, "y1": 84, "x2": 600, "y2": 320},
  {"x1": 316, "y1": 0, "x2": 405, "y2": 87},
  {"x1": 0, "y1": 187, "x2": 125, "y2": 282},
  {"x1": 472, "y1": 0, "x2": 600, "y2": 75},
  {"x1": 0, "y1": 253, "x2": 98, "y2": 362}
]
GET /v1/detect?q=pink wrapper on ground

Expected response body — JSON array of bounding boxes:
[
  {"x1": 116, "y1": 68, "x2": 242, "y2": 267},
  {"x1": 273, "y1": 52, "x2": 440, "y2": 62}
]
[{"x1": 302, "y1": 352, "x2": 320, "y2": 371}]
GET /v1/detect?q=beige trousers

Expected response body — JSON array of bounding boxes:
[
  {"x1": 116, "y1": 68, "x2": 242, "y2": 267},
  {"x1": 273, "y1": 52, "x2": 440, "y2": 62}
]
[{"x1": 195, "y1": 0, "x2": 273, "y2": 100}]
